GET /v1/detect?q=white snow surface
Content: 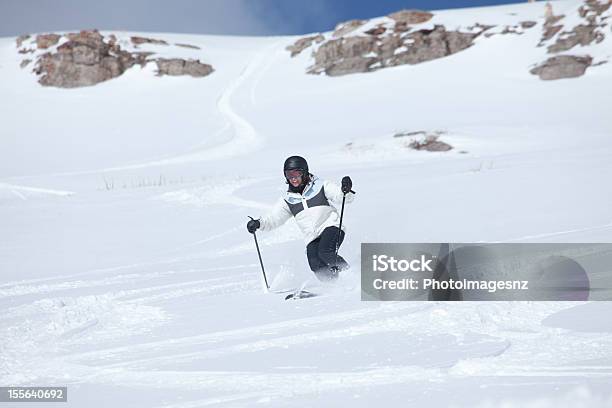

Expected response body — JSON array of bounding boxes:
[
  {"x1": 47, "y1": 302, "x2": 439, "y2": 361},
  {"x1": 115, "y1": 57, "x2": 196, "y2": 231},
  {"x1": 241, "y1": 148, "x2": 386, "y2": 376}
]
[{"x1": 1, "y1": 0, "x2": 612, "y2": 406}]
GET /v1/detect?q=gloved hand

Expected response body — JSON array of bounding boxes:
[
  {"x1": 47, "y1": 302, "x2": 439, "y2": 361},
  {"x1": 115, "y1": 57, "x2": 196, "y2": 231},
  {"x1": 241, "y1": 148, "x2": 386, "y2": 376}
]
[
  {"x1": 247, "y1": 219, "x2": 260, "y2": 234},
  {"x1": 341, "y1": 176, "x2": 352, "y2": 194}
]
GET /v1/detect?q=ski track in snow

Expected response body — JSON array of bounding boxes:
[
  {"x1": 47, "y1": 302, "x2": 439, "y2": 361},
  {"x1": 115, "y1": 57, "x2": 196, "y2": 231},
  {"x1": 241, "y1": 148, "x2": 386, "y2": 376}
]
[
  {"x1": 5, "y1": 297, "x2": 612, "y2": 405},
  {"x1": 0, "y1": 182, "x2": 75, "y2": 200},
  {"x1": 495, "y1": 221, "x2": 612, "y2": 243},
  {"x1": 0, "y1": 40, "x2": 281, "y2": 179}
]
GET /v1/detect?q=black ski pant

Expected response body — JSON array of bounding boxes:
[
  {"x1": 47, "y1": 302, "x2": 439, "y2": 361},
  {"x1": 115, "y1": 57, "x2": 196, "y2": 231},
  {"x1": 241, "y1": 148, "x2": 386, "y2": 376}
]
[{"x1": 306, "y1": 226, "x2": 348, "y2": 281}]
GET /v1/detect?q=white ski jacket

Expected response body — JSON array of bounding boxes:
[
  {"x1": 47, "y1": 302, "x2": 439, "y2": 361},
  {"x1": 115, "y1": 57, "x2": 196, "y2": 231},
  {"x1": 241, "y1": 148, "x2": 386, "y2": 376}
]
[{"x1": 259, "y1": 175, "x2": 354, "y2": 244}]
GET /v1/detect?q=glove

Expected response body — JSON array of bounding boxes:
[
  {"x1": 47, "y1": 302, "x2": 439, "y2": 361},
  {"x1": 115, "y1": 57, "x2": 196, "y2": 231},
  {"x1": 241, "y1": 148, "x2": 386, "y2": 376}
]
[
  {"x1": 247, "y1": 219, "x2": 260, "y2": 234},
  {"x1": 341, "y1": 176, "x2": 352, "y2": 194}
]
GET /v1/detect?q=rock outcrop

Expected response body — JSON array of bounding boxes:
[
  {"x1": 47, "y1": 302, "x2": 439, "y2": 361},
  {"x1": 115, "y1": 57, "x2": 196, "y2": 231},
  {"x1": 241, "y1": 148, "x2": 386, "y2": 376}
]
[
  {"x1": 388, "y1": 10, "x2": 433, "y2": 25},
  {"x1": 539, "y1": 4, "x2": 566, "y2": 45},
  {"x1": 520, "y1": 21, "x2": 537, "y2": 29},
  {"x1": 131, "y1": 36, "x2": 168, "y2": 46},
  {"x1": 18, "y1": 30, "x2": 214, "y2": 88},
  {"x1": 534, "y1": 0, "x2": 610, "y2": 80},
  {"x1": 387, "y1": 10, "x2": 433, "y2": 33},
  {"x1": 307, "y1": 24, "x2": 482, "y2": 76},
  {"x1": 286, "y1": 34, "x2": 325, "y2": 57},
  {"x1": 530, "y1": 55, "x2": 593, "y2": 80},
  {"x1": 547, "y1": 0, "x2": 609, "y2": 52},
  {"x1": 407, "y1": 134, "x2": 453, "y2": 152},
  {"x1": 36, "y1": 33, "x2": 61, "y2": 49},
  {"x1": 33, "y1": 30, "x2": 148, "y2": 88},
  {"x1": 287, "y1": 7, "x2": 493, "y2": 77},
  {"x1": 175, "y1": 43, "x2": 201, "y2": 50},
  {"x1": 155, "y1": 58, "x2": 214, "y2": 77}
]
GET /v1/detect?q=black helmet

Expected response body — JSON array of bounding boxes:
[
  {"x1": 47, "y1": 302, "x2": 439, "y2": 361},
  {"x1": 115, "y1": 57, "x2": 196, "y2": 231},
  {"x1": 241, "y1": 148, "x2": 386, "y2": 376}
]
[{"x1": 283, "y1": 156, "x2": 308, "y2": 174}]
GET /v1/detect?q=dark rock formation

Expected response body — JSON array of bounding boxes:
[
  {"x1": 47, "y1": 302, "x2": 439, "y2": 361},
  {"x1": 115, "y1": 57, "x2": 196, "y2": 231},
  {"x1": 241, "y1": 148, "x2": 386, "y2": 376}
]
[
  {"x1": 539, "y1": 9, "x2": 566, "y2": 45},
  {"x1": 155, "y1": 58, "x2": 214, "y2": 77},
  {"x1": 501, "y1": 25, "x2": 523, "y2": 35},
  {"x1": 34, "y1": 30, "x2": 145, "y2": 87},
  {"x1": 131, "y1": 36, "x2": 168, "y2": 46},
  {"x1": 533, "y1": 0, "x2": 609, "y2": 80},
  {"x1": 541, "y1": 24, "x2": 564, "y2": 42},
  {"x1": 308, "y1": 35, "x2": 377, "y2": 75},
  {"x1": 28, "y1": 30, "x2": 214, "y2": 88},
  {"x1": 307, "y1": 25, "x2": 481, "y2": 76},
  {"x1": 288, "y1": 5, "x2": 491, "y2": 77},
  {"x1": 547, "y1": 0, "x2": 609, "y2": 52},
  {"x1": 388, "y1": 26, "x2": 479, "y2": 66},
  {"x1": 175, "y1": 43, "x2": 201, "y2": 50},
  {"x1": 530, "y1": 55, "x2": 593, "y2": 80},
  {"x1": 548, "y1": 24, "x2": 604, "y2": 52},
  {"x1": 520, "y1": 21, "x2": 537, "y2": 29},
  {"x1": 20, "y1": 59, "x2": 31, "y2": 68},
  {"x1": 36, "y1": 33, "x2": 61, "y2": 49},
  {"x1": 407, "y1": 135, "x2": 453, "y2": 152},
  {"x1": 286, "y1": 34, "x2": 324, "y2": 57},
  {"x1": 365, "y1": 26, "x2": 387, "y2": 36}
]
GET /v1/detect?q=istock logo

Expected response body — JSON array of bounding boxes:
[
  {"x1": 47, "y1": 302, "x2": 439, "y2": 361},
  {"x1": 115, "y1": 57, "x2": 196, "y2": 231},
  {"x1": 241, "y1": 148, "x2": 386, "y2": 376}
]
[{"x1": 372, "y1": 254, "x2": 435, "y2": 272}]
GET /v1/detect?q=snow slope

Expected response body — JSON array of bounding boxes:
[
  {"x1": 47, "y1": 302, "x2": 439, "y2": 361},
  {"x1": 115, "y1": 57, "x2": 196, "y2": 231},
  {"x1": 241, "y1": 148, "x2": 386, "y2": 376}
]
[{"x1": 1, "y1": 0, "x2": 612, "y2": 406}]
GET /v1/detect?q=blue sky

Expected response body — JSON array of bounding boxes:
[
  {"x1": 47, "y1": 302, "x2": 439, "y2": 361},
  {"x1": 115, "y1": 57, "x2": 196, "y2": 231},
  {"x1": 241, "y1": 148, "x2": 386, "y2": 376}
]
[{"x1": 0, "y1": 0, "x2": 525, "y2": 37}]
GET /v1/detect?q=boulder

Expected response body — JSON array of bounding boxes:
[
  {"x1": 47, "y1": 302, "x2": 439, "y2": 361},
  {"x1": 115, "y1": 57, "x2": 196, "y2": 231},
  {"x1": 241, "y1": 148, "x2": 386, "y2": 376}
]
[
  {"x1": 155, "y1": 58, "x2": 214, "y2": 77},
  {"x1": 377, "y1": 34, "x2": 403, "y2": 62},
  {"x1": 584, "y1": 0, "x2": 611, "y2": 15},
  {"x1": 548, "y1": 24, "x2": 601, "y2": 52},
  {"x1": 306, "y1": 24, "x2": 480, "y2": 76},
  {"x1": 175, "y1": 43, "x2": 201, "y2": 50},
  {"x1": 29, "y1": 30, "x2": 214, "y2": 87},
  {"x1": 324, "y1": 57, "x2": 379, "y2": 76},
  {"x1": 130, "y1": 36, "x2": 168, "y2": 46},
  {"x1": 286, "y1": 34, "x2": 324, "y2": 57},
  {"x1": 547, "y1": 0, "x2": 609, "y2": 53},
  {"x1": 389, "y1": 26, "x2": 478, "y2": 66},
  {"x1": 520, "y1": 21, "x2": 537, "y2": 29},
  {"x1": 65, "y1": 30, "x2": 105, "y2": 47},
  {"x1": 388, "y1": 10, "x2": 433, "y2": 24},
  {"x1": 501, "y1": 25, "x2": 522, "y2": 35},
  {"x1": 530, "y1": 55, "x2": 593, "y2": 80},
  {"x1": 408, "y1": 135, "x2": 453, "y2": 152},
  {"x1": 541, "y1": 24, "x2": 564, "y2": 42},
  {"x1": 34, "y1": 30, "x2": 144, "y2": 87},
  {"x1": 308, "y1": 36, "x2": 377, "y2": 75},
  {"x1": 332, "y1": 20, "x2": 366, "y2": 38},
  {"x1": 36, "y1": 33, "x2": 61, "y2": 49}
]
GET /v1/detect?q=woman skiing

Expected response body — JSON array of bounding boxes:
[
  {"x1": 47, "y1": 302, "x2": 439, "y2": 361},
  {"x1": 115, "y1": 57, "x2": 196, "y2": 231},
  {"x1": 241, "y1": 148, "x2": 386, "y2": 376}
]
[{"x1": 247, "y1": 156, "x2": 354, "y2": 281}]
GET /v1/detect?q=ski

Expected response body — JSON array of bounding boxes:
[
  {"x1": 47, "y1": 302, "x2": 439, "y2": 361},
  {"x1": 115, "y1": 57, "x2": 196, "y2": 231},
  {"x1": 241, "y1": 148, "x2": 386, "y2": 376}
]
[{"x1": 285, "y1": 290, "x2": 318, "y2": 300}]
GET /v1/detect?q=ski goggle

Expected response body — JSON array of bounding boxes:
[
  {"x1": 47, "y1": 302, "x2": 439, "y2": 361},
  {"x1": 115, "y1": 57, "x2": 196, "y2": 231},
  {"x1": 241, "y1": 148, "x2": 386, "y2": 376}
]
[{"x1": 284, "y1": 169, "x2": 304, "y2": 180}]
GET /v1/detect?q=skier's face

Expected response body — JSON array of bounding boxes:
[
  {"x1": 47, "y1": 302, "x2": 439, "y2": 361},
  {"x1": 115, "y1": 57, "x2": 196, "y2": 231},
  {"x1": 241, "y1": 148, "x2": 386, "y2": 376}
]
[{"x1": 285, "y1": 169, "x2": 304, "y2": 187}]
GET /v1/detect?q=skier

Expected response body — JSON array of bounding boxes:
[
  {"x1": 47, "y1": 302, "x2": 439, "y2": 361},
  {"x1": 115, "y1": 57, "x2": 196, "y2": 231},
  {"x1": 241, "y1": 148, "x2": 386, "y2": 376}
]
[{"x1": 246, "y1": 156, "x2": 354, "y2": 281}]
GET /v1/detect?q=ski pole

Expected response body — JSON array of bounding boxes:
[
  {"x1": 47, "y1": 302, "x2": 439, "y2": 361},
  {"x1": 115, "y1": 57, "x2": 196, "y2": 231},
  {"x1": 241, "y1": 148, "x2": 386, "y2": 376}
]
[
  {"x1": 249, "y1": 216, "x2": 269, "y2": 290},
  {"x1": 334, "y1": 188, "x2": 354, "y2": 269}
]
